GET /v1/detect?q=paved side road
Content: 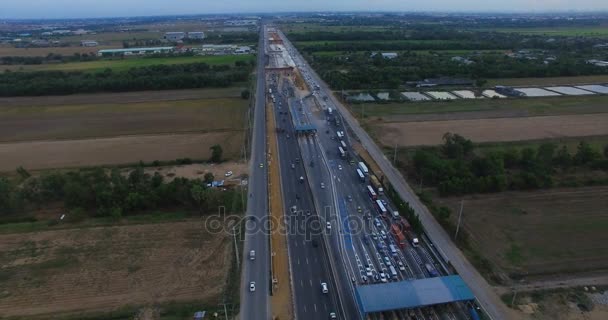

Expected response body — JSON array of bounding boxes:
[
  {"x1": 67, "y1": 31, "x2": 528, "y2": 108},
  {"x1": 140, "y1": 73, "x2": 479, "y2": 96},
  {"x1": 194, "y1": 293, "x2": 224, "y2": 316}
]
[
  {"x1": 282, "y1": 34, "x2": 514, "y2": 320},
  {"x1": 240, "y1": 24, "x2": 270, "y2": 320}
]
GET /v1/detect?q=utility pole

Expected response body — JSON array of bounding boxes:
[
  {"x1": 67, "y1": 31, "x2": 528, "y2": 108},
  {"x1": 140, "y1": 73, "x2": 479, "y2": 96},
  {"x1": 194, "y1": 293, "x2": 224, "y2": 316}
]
[
  {"x1": 393, "y1": 144, "x2": 398, "y2": 164},
  {"x1": 454, "y1": 199, "x2": 464, "y2": 240},
  {"x1": 232, "y1": 226, "x2": 240, "y2": 268},
  {"x1": 511, "y1": 290, "x2": 518, "y2": 307},
  {"x1": 361, "y1": 103, "x2": 365, "y2": 119}
]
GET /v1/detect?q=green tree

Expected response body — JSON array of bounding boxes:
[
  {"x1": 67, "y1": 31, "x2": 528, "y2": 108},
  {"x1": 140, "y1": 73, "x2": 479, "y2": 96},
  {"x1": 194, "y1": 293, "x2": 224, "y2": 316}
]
[
  {"x1": 604, "y1": 144, "x2": 608, "y2": 159},
  {"x1": 210, "y1": 144, "x2": 223, "y2": 163},
  {"x1": 191, "y1": 184, "x2": 206, "y2": 214},
  {"x1": 441, "y1": 133, "x2": 473, "y2": 159},
  {"x1": 241, "y1": 89, "x2": 250, "y2": 99},
  {"x1": 16, "y1": 166, "x2": 30, "y2": 180},
  {"x1": 575, "y1": 141, "x2": 600, "y2": 165},
  {"x1": 554, "y1": 146, "x2": 572, "y2": 168},
  {"x1": 204, "y1": 172, "x2": 215, "y2": 184}
]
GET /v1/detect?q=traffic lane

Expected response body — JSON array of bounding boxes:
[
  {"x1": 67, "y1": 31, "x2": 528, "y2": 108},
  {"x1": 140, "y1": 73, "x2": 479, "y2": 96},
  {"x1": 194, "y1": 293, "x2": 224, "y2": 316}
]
[
  {"x1": 241, "y1": 27, "x2": 269, "y2": 320},
  {"x1": 297, "y1": 137, "x2": 357, "y2": 320},
  {"x1": 276, "y1": 114, "x2": 340, "y2": 318},
  {"x1": 303, "y1": 138, "x2": 360, "y2": 320},
  {"x1": 295, "y1": 43, "x2": 508, "y2": 319}
]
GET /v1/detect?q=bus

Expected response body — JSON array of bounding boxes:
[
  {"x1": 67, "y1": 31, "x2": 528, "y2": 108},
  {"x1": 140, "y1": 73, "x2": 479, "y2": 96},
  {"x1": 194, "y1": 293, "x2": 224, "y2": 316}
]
[
  {"x1": 340, "y1": 140, "x2": 347, "y2": 150},
  {"x1": 358, "y1": 162, "x2": 369, "y2": 175},
  {"x1": 389, "y1": 244, "x2": 398, "y2": 256},
  {"x1": 366, "y1": 185, "x2": 377, "y2": 201},
  {"x1": 375, "y1": 199, "x2": 388, "y2": 215},
  {"x1": 338, "y1": 146, "x2": 346, "y2": 158},
  {"x1": 356, "y1": 169, "x2": 365, "y2": 182}
]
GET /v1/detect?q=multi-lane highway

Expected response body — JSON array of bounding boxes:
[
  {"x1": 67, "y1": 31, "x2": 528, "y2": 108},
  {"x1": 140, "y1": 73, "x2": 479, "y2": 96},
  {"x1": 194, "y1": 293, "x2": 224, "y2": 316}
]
[
  {"x1": 277, "y1": 28, "x2": 509, "y2": 320},
  {"x1": 240, "y1": 24, "x2": 270, "y2": 320}
]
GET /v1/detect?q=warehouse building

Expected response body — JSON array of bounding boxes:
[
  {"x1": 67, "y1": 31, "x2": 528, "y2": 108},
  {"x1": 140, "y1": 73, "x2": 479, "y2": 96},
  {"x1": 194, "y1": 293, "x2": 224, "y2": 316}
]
[
  {"x1": 97, "y1": 47, "x2": 174, "y2": 57},
  {"x1": 81, "y1": 40, "x2": 98, "y2": 47},
  {"x1": 188, "y1": 31, "x2": 205, "y2": 39},
  {"x1": 164, "y1": 32, "x2": 186, "y2": 41}
]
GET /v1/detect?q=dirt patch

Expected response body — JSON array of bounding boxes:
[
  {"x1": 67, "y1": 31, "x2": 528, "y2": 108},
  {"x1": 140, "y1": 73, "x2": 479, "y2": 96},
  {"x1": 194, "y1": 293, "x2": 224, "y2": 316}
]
[
  {"x1": 434, "y1": 186, "x2": 608, "y2": 280},
  {"x1": 0, "y1": 220, "x2": 231, "y2": 317},
  {"x1": 143, "y1": 162, "x2": 248, "y2": 181},
  {"x1": 375, "y1": 113, "x2": 608, "y2": 146},
  {"x1": 0, "y1": 132, "x2": 244, "y2": 171}
]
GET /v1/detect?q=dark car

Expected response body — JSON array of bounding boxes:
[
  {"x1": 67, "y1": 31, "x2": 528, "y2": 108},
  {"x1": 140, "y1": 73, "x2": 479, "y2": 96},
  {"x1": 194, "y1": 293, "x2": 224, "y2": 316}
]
[{"x1": 312, "y1": 239, "x2": 319, "y2": 247}]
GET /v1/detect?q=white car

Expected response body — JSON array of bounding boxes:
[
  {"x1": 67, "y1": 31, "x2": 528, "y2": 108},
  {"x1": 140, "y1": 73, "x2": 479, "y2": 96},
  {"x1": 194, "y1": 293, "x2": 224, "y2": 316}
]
[
  {"x1": 379, "y1": 273, "x2": 388, "y2": 283},
  {"x1": 329, "y1": 312, "x2": 337, "y2": 319},
  {"x1": 225, "y1": 171, "x2": 233, "y2": 177},
  {"x1": 249, "y1": 281, "x2": 256, "y2": 292},
  {"x1": 326, "y1": 222, "x2": 331, "y2": 229},
  {"x1": 249, "y1": 250, "x2": 256, "y2": 260},
  {"x1": 338, "y1": 165, "x2": 342, "y2": 170},
  {"x1": 320, "y1": 182, "x2": 325, "y2": 189},
  {"x1": 321, "y1": 282, "x2": 328, "y2": 294}
]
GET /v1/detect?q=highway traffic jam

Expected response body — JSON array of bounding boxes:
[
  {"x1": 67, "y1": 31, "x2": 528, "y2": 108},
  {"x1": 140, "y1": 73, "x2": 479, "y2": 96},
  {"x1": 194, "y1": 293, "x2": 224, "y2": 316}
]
[{"x1": 254, "y1": 26, "x2": 481, "y2": 320}]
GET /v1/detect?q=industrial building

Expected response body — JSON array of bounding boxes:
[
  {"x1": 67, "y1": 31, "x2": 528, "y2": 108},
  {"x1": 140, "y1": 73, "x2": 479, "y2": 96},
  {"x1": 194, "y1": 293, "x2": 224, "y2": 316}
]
[
  {"x1": 187, "y1": 31, "x2": 205, "y2": 39},
  {"x1": 164, "y1": 32, "x2": 186, "y2": 41},
  {"x1": 235, "y1": 46, "x2": 252, "y2": 54},
  {"x1": 97, "y1": 47, "x2": 174, "y2": 57},
  {"x1": 81, "y1": 40, "x2": 98, "y2": 47},
  {"x1": 407, "y1": 77, "x2": 474, "y2": 87}
]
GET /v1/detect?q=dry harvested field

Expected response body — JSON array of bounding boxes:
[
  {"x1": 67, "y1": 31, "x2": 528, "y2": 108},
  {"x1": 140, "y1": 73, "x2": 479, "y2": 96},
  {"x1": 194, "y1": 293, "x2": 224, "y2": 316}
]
[
  {"x1": 0, "y1": 220, "x2": 231, "y2": 318},
  {"x1": 434, "y1": 186, "x2": 608, "y2": 280},
  {"x1": 0, "y1": 87, "x2": 243, "y2": 107},
  {"x1": 374, "y1": 113, "x2": 608, "y2": 147},
  {"x1": 0, "y1": 88, "x2": 248, "y2": 171},
  {"x1": 0, "y1": 132, "x2": 243, "y2": 171}
]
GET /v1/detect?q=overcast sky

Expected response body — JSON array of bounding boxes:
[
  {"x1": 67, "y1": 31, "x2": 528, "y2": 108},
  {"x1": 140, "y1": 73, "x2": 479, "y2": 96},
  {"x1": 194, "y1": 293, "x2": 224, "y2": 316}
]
[{"x1": 2, "y1": 0, "x2": 608, "y2": 19}]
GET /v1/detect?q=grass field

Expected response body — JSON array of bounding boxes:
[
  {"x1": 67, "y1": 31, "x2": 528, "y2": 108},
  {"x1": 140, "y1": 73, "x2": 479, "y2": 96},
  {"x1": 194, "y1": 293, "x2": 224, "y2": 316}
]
[
  {"x1": 0, "y1": 88, "x2": 248, "y2": 171},
  {"x1": 0, "y1": 219, "x2": 232, "y2": 318},
  {"x1": 478, "y1": 26, "x2": 608, "y2": 37},
  {"x1": 352, "y1": 94, "x2": 608, "y2": 118},
  {"x1": 4, "y1": 54, "x2": 255, "y2": 72},
  {"x1": 0, "y1": 45, "x2": 116, "y2": 57},
  {"x1": 487, "y1": 75, "x2": 608, "y2": 87},
  {"x1": 434, "y1": 186, "x2": 608, "y2": 279}
]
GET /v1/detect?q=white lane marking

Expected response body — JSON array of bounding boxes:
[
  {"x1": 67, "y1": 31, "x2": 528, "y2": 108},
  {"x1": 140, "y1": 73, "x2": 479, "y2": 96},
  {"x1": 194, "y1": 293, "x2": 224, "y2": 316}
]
[
  {"x1": 309, "y1": 279, "x2": 313, "y2": 287},
  {"x1": 314, "y1": 304, "x2": 317, "y2": 312},
  {"x1": 297, "y1": 258, "x2": 300, "y2": 265},
  {"x1": 303, "y1": 305, "x2": 307, "y2": 313},
  {"x1": 306, "y1": 257, "x2": 309, "y2": 265},
  {"x1": 300, "y1": 280, "x2": 304, "y2": 288}
]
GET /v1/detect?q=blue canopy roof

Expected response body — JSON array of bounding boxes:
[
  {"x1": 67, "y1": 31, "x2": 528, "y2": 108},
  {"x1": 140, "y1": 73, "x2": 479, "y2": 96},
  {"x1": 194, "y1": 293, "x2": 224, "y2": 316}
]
[{"x1": 355, "y1": 275, "x2": 474, "y2": 314}]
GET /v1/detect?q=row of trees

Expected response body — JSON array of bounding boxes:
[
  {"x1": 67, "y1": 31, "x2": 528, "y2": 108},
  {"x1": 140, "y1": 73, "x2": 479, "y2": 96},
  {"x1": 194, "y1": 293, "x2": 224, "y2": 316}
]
[
  {"x1": 0, "y1": 166, "x2": 243, "y2": 218},
  {"x1": 0, "y1": 62, "x2": 252, "y2": 96},
  {"x1": 411, "y1": 133, "x2": 608, "y2": 196},
  {"x1": 310, "y1": 50, "x2": 608, "y2": 89},
  {"x1": 1, "y1": 52, "x2": 98, "y2": 66}
]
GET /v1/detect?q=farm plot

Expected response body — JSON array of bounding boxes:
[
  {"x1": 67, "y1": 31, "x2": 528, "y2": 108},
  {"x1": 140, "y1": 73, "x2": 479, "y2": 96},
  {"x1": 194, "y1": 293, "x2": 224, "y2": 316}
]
[
  {"x1": 0, "y1": 131, "x2": 244, "y2": 171},
  {"x1": 373, "y1": 113, "x2": 608, "y2": 147},
  {"x1": 434, "y1": 186, "x2": 608, "y2": 279},
  {"x1": 0, "y1": 89, "x2": 248, "y2": 171},
  {"x1": 0, "y1": 220, "x2": 232, "y2": 318}
]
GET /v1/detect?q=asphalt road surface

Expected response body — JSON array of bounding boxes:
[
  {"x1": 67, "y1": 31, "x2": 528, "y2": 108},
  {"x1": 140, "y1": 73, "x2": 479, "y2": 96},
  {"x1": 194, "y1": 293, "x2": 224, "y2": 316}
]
[
  {"x1": 240, "y1": 24, "x2": 270, "y2": 320},
  {"x1": 278, "y1": 30, "x2": 511, "y2": 320}
]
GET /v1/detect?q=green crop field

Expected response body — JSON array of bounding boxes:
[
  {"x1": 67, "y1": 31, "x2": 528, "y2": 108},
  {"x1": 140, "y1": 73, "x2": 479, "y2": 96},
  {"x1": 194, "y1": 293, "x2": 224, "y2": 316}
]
[
  {"x1": 353, "y1": 94, "x2": 608, "y2": 118},
  {"x1": 478, "y1": 26, "x2": 608, "y2": 37},
  {"x1": 4, "y1": 54, "x2": 254, "y2": 72},
  {"x1": 283, "y1": 23, "x2": 392, "y2": 34}
]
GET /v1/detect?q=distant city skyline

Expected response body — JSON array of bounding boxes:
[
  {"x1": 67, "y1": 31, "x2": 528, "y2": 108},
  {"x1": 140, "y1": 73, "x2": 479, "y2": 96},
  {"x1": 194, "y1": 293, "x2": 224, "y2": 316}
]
[{"x1": 2, "y1": 0, "x2": 608, "y2": 19}]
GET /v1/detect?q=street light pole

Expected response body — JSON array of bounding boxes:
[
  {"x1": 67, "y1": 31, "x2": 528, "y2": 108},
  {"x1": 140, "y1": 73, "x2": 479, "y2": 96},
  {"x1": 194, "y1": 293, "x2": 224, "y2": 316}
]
[
  {"x1": 454, "y1": 199, "x2": 464, "y2": 240},
  {"x1": 232, "y1": 226, "x2": 240, "y2": 268}
]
